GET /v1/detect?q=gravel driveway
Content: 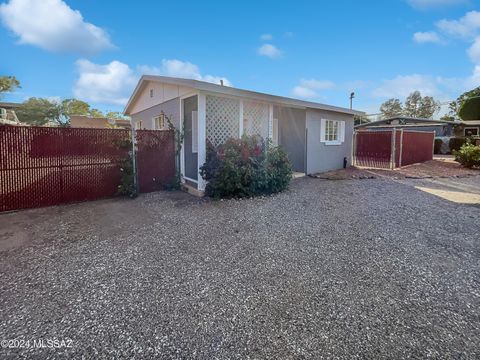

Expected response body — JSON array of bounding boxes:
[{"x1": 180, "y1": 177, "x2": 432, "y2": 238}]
[{"x1": 0, "y1": 176, "x2": 479, "y2": 359}]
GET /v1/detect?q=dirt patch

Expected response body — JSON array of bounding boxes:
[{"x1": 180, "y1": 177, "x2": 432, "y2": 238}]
[
  {"x1": 373, "y1": 159, "x2": 480, "y2": 179},
  {"x1": 313, "y1": 159, "x2": 480, "y2": 180},
  {"x1": 310, "y1": 167, "x2": 376, "y2": 180}
]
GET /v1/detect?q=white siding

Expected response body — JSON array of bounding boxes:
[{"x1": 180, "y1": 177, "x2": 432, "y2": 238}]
[{"x1": 129, "y1": 81, "x2": 192, "y2": 114}]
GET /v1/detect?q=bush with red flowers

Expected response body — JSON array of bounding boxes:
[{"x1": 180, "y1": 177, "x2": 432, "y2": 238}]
[{"x1": 200, "y1": 135, "x2": 292, "y2": 198}]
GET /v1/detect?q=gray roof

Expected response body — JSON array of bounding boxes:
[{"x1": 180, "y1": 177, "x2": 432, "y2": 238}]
[
  {"x1": 0, "y1": 101, "x2": 20, "y2": 109},
  {"x1": 355, "y1": 116, "x2": 455, "y2": 129},
  {"x1": 124, "y1": 75, "x2": 364, "y2": 116}
]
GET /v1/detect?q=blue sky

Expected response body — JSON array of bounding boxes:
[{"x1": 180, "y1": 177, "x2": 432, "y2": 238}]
[{"x1": 1, "y1": 0, "x2": 479, "y2": 115}]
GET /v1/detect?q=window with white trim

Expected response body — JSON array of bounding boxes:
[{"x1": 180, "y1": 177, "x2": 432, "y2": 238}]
[
  {"x1": 320, "y1": 119, "x2": 345, "y2": 145},
  {"x1": 464, "y1": 127, "x2": 479, "y2": 137},
  {"x1": 135, "y1": 120, "x2": 143, "y2": 130},
  {"x1": 153, "y1": 114, "x2": 166, "y2": 130}
]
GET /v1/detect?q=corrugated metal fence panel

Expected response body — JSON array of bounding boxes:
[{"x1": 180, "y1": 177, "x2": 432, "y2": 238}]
[
  {"x1": 136, "y1": 130, "x2": 176, "y2": 193},
  {"x1": 401, "y1": 131, "x2": 434, "y2": 167},
  {"x1": 354, "y1": 131, "x2": 392, "y2": 169},
  {"x1": 0, "y1": 126, "x2": 130, "y2": 212}
]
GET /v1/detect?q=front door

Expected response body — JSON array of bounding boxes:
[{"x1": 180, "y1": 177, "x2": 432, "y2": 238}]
[{"x1": 182, "y1": 96, "x2": 198, "y2": 181}]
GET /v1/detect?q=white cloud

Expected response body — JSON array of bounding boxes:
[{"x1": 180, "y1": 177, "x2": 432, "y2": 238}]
[
  {"x1": 139, "y1": 59, "x2": 232, "y2": 86},
  {"x1": 407, "y1": 0, "x2": 467, "y2": 9},
  {"x1": 467, "y1": 36, "x2": 480, "y2": 63},
  {"x1": 292, "y1": 86, "x2": 318, "y2": 99},
  {"x1": 413, "y1": 31, "x2": 443, "y2": 43},
  {"x1": 73, "y1": 58, "x2": 232, "y2": 106},
  {"x1": 372, "y1": 74, "x2": 442, "y2": 98},
  {"x1": 73, "y1": 60, "x2": 137, "y2": 106},
  {"x1": 0, "y1": 0, "x2": 113, "y2": 54},
  {"x1": 260, "y1": 33, "x2": 273, "y2": 40},
  {"x1": 292, "y1": 78, "x2": 335, "y2": 99},
  {"x1": 436, "y1": 10, "x2": 480, "y2": 39},
  {"x1": 258, "y1": 44, "x2": 282, "y2": 58}
]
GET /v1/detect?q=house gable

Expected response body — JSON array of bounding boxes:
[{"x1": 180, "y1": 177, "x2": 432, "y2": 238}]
[{"x1": 128, "y1": 80, "x2": 193, "y2": 115}]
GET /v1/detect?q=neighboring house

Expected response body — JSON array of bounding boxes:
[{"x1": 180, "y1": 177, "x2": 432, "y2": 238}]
[
  {"x1": 0, "y1": 102, "x2": 21, "y2": 125},
  {"x1": 124, "y1": 75, "x2": 363, "y2": 192},
  {"x1": 355, "y1": 117, "x2": 455, "y2": 136},
  {"x1": 454, "y1": 120, "x2": 480, "y2": 137},
  {"x1": 70, "y1": 115, "x2": 131, "y2": 129}
]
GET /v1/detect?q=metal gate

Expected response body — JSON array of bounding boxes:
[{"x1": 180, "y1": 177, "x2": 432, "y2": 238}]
[
  {"x1": 135, "y1": 129, "x2": 176, "y2": 193},
  {"x1": 354, "y1": 129, "x2": 434, "y2": 169},
  {"x1": 0, "y1": 126, "x2": 130, "y2": 212}
]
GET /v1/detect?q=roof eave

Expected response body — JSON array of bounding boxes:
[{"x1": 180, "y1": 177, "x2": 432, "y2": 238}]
[{"x1": 125, "y1": 75, "x2": 364, "y2": 116}]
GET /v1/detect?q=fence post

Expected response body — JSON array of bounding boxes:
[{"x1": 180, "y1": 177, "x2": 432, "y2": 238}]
[
  {"x1": 398, "y1": 129, "x2": 404, "y2": 168},
  {"x1": 352, "y1": 131, "x2": 357, "y2": 167},
  {"x1": 390, "y1": 129, "x2": 396, "y2": 170},
  {"x1": 431, "y1": 131, "x2": 435, "y2": 160},
  {"x1": 131, "y1": 128, "x2": 139, "y2": 194}
]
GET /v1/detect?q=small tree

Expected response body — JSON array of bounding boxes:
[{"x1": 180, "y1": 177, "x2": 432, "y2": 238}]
[
  {"x1": 89, "y1": 108, "x2": 104, "y2": 117},
  {"x1": 0, "y1": 76, "x2": 20, "y2": 98},
  {"x1": 443, "y1": 87, "x2": 480, "y2": 120},
  {"x1": 105, "y1": 111, "x2": 129, "y2": 120},
  {"x1": 458, "y1": 96, "x2": 480, "y2": 120},
  {"x1": 61, "y1": 99, "x2": 91, "y2": 117},
  {"x1": 16, "y1": 98, "x2": 62, "y2": 126},
  {"x1": 380, "y1": 98, "x2": 403, "y2": 119},
  {"x1": 403, "y1": 91, "x2": 439, "y2": 118}
]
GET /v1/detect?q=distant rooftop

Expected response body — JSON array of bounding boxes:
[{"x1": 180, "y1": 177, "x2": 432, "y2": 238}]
[
  {"x1": 0, "y1": 102, "x2": 21, "y2": 109},
  {"x1": 355, "y1": 116, "x2": 456, "y2": 129}
]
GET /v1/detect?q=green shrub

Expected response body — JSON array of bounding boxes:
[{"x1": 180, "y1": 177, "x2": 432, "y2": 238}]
[
  {"x1": 434, "y1": 138, "x2": 443, "y2": 154},
  {"x1": 449, "y1": 137, "x2": 469, "y2": 153},
  {"x1": 200, "y1": 135, "x2": 292, "y2": 198},
  {"x1": 454, "y1": 143, "x2": 480, "y2": 168}
]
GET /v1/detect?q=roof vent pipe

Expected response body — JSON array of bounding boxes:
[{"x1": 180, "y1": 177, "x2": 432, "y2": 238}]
[{"x1": 220, "y1": 80, "x2": 224, "y2": 86}]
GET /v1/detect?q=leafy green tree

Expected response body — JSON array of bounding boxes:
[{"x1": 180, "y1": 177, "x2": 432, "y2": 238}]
[
  {"x1": 445, "y1": 87, "x2": 480, "y2": 120},
  {"x1": 16, "y1": 97, "x2": 62, "y2": 126},
  {"x1": 61, "y1": 98, "x2": 91, "y2": 116},
  {"x1": 458, "y1": 96, "x2": 480, "y2": 120},
  {"x1": 380, "y1": 98, "x2": 403, "y2": 118},
  {"x1": 0, "y1": 76, "x2": 20, "y2": 97},
  {"x1": 89, "y1": 108, "x2": 104, "y2": 117},
  {"x1": 105, "y1": 111, "x2": 128, "y2": 119},
  {"x1": 354, "y1": 115, "x2": 370, "y2": 126},
  {"x1": 403, "y1": 91, "x2": 439, "y2": 118}
]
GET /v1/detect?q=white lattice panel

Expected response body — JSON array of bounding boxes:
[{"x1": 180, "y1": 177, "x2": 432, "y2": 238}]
[
  {"x1": 206, "y1": 95, "x2": 240, "y2": 146},
  {"x1": 243, "y1": 101, "x2": 269, "y2": 139}
]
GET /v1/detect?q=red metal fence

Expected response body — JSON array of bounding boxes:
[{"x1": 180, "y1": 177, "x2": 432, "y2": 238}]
[
  {"x1": 354, "y1": 129, "x2": 434, "y2": 169},
  {"x1": 0, "y1": 126, "x2": 177, "y2": 212},
  {"x1": 0, "y1": 126, "x2": 130, "y2": 212},
  {"x1": 399, "y1": 130, "x2": 435, "y2": 167},
  {"x1": 135, "y1": 130, "x2": 176, "y2": 193},
  {"x1": 353, "y1": 131, "x2": 392, "y2": 169}
]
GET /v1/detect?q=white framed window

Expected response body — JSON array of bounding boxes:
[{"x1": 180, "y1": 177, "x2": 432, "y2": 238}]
[
  {"x1": 464, "y1": 127, "x2": 479, "y2": 137},
  {"x1": 153, "y1": 114, "x2": 166, "y2": 130},
  {"x1": 192, "y1": 111, "x2": 198, "y2": 153},
  {"x1": 135, "y1": 120, "x2": 143, "y2": 130},
  {"x1": 320, "y1": 119, "x2": 345, "y2": 145}
]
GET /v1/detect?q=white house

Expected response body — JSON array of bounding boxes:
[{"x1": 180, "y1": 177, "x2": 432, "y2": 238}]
[{"x1": 124, "y1": 76, "x2": 363, "y2": 192}]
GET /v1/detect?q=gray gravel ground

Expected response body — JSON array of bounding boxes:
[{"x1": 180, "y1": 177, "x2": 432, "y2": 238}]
[{"x1": 0, "y1": 176, "x2": 479, "y2": 359}]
